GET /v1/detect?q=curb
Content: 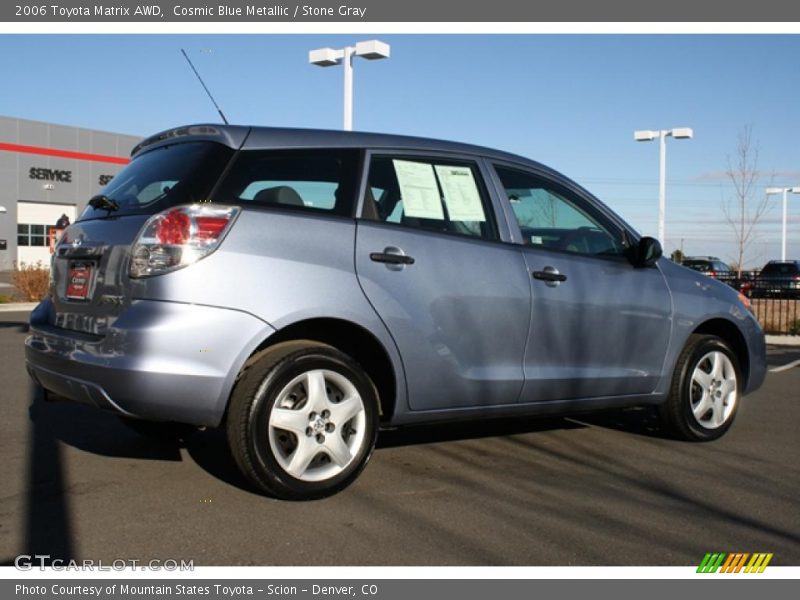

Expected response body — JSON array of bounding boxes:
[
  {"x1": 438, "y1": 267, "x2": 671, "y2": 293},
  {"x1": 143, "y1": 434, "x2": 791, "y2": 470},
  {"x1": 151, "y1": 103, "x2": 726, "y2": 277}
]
[
  {"x1": 765, "y1": 335, "x2": 800, "y2": 347},
  {"x1": 0, "y1": 303, "x2": 37, "y2": 313}
]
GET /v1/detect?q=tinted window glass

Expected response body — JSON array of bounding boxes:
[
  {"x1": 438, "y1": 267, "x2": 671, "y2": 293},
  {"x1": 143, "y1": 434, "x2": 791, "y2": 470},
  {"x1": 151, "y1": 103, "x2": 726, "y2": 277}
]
[
  {"x1": 215, "y1": 149, "x2": 360, "y2": 217},
  {"x1": 684, "y1": 260, "x2": 711, "y2": 271},
  {"x1": 494, "y1": 166, "x2": 625, "y2": 257},
  {"x1": 761, "y1": 263, "x2": 800, "y2": 276},
  {"x1": 79, "y1": 142, "x2": 234, "y2": 221},
  {"x1": 363, "y1": 156, "x2": 497, "y2": 241}
]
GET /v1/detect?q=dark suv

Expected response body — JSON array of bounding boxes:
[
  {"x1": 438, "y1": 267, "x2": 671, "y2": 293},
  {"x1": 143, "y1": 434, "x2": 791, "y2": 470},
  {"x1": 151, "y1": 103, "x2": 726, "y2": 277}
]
[
  {"x1": 25, "y1": 125, "x2": 767, "y2": 499},
  {"x1": 753, "y1": 260, "x2": 800, "y2": 298}
]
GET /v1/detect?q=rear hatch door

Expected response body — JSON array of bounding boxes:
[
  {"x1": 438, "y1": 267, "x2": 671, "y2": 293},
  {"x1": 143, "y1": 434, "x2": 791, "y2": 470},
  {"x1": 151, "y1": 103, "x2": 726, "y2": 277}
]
[{"x1": 47, "y1": 138, "x2": 238, "y2": 335}]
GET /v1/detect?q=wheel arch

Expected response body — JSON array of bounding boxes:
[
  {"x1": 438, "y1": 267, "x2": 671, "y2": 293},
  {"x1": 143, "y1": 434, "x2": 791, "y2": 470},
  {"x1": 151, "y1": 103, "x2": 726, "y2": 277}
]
[
  {"x1": 235, "y1": 317, "x2": 399, "y2": 425},
  {"x1": 691, "y1": 317, "x2": 750, "y2": 388}
]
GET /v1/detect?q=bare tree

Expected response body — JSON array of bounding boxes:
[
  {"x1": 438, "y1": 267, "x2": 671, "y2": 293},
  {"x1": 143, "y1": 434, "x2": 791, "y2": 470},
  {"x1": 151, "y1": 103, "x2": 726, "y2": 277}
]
[{"x1": 722, "y1": 125, "x2": 770, "y2": 277}]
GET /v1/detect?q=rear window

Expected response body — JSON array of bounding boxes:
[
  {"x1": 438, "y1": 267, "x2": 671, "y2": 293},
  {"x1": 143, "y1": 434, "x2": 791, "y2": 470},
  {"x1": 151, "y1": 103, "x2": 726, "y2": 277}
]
[
  {"x1": 213, "y1": 149, "x2": 360, "y2": 217},
  {"x1": 760, "y1": 263, "x2": 800, "y2": 276},
  {"x1": 79, "y1": 141, "x2": 235, "y2": 221}
]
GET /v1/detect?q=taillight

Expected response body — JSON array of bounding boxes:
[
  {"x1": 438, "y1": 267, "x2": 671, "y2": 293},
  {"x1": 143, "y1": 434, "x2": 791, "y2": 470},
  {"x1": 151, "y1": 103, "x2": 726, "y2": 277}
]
[{"x1": 129, "y1": 204, "x2": 239, "y2": 278}]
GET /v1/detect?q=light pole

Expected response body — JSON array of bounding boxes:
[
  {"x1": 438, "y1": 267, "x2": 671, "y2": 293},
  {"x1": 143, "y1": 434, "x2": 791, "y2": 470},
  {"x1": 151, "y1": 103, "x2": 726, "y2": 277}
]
[
  {"x1": 309, "y1": 40, "x2": 391, "y2": 131},
  {"x1": 765, "y1": 186, "x2": 800, "y2": 261},
  {"x1": 634, "y1": 127, "x2": 693, "y2": 246}
]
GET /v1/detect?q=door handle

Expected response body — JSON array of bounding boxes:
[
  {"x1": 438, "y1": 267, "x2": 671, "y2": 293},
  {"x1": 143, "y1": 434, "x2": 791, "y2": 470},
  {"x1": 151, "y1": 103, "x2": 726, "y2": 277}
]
[
  {"x1": 532, "y1": 268, "x2": 567, "y2": 283},
  {"x1": 370, "y1": 252, "x2": 415, "y2": 265}
]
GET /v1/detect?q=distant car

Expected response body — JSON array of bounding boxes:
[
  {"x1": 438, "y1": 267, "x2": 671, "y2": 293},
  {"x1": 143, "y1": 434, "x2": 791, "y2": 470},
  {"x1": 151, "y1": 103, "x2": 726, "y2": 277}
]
[
  {"x1": 682, "y1": 256, "x2": 732, "y2": 279},
  {"x1": 752, "y1": 260, "x2": 800, "y2": 298}
]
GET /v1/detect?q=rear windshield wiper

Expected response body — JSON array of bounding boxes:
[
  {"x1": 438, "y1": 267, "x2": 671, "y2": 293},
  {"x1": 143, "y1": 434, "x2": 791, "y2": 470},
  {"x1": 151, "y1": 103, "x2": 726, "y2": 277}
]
[{"x1": 88, "y1": 194, "x2": 120, "y2": 213}]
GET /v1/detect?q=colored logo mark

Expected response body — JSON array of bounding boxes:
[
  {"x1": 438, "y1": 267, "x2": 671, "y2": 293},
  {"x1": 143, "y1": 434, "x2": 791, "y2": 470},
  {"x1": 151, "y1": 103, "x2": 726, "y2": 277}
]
[{"x1": 697, "y1": 552, "x2": 773, "y2": 573}]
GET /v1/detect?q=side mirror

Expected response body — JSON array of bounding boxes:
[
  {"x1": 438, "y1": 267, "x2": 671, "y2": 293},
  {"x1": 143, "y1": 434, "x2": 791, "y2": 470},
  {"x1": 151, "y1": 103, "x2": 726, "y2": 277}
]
[{"x1": 631, "y1": 236, "x2": 662, "y2": 267}]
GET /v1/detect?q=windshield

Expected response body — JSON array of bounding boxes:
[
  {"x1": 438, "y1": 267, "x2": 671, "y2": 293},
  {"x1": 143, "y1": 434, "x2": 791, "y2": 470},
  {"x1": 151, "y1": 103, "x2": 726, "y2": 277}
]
[
  {"x1": 684, "y1": 261, "x2": 711, "y2": 272},
  {"x1": 79, "y1": 141, "x2": 235, "y2": 221}
]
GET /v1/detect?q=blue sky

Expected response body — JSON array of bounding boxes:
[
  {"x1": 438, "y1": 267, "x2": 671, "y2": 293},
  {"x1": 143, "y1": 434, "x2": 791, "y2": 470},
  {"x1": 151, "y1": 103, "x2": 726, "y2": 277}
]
[{"x1": 1, "y1": 34, "x2": 799, "y2": 267}]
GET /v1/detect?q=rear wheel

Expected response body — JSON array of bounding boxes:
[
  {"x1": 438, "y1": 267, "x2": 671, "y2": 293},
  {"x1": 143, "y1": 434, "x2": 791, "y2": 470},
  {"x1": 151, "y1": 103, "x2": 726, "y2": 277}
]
[
  {"x1": 658, "y1": 334, "x2": 741, "y2": 441},
  {"x1": 226, "y1": 341, "x2": 379, "y2": 500}
]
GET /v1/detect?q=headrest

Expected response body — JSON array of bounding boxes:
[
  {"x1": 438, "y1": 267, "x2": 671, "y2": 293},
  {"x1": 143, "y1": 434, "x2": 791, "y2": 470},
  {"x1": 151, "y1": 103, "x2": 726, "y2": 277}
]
[{"x1": 253, "y1": 186, "x2": 305, "y2": 207}]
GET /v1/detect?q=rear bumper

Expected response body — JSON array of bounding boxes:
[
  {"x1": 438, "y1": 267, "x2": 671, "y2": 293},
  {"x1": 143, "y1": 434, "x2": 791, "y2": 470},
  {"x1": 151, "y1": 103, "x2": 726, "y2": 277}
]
[{"x1": 25, "y1": 299, "x2": 274, "y2": 426}]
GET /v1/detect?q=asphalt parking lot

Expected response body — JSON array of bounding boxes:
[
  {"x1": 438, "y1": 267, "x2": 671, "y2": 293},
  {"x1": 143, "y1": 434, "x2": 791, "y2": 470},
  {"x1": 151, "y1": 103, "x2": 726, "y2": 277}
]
[{"x1": 1, "y1": 310, "x2": 798, "y2": 566}]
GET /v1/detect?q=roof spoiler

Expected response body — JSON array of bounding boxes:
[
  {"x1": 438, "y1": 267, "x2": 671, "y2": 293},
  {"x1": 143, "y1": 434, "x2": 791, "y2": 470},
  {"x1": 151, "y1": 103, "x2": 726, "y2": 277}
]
[{"x1": 131, "y1": 124, "x2": 250, "y2": 157}]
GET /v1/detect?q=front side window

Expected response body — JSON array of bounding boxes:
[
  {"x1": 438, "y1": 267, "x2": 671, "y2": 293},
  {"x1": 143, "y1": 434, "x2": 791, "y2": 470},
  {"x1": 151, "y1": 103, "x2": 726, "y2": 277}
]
[
  {"x1": 494, "y1": 165, "x2": 625, "y2": 257},
  {"x1": 362, "y1": 156, "x2": 497, "y2": 240},
  {"x1": 215, "y1": 149, "x2": 360, "y2": 217}
]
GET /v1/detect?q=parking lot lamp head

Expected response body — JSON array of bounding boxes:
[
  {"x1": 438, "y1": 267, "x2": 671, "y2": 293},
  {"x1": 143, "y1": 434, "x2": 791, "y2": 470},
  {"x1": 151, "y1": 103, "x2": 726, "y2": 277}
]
[{"x1": 309, "y1": 41, "x2": 390, "y2": 132}]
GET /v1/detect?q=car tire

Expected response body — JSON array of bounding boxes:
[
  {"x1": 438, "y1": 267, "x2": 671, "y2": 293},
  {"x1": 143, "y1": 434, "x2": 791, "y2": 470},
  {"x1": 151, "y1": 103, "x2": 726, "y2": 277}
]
[
  {"x1": 658, "y1": 334, "x2": 741, "y2": 441},
  {"x1": 118, "y1": 417, "x2": 198, "y2": 440},
  {"x1": 226, "y1": 341, "x2": 379, "y2": 500}
]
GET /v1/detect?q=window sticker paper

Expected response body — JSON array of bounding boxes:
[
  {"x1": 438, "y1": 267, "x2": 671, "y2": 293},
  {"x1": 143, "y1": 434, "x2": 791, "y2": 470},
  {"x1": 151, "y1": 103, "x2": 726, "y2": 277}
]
[
  {"x1": 392, "y1": 159, "x2": 444, "y2": 220},
  {"x1": 435, "y1": 165, "x2": 486, "y2": 222}
]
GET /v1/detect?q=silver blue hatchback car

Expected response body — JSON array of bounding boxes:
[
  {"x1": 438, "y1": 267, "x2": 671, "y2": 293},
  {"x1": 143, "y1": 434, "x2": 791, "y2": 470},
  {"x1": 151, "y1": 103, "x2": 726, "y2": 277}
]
[{"x1": 26, "y1": 125, "x2": 767, "y2": 499}]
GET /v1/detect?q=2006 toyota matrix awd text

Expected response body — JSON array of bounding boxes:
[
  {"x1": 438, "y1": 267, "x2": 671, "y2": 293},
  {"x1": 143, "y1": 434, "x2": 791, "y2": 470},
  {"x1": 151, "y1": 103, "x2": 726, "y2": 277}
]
[{"x1": 25, "y1": 125, "x2": 767, "y2": 500}]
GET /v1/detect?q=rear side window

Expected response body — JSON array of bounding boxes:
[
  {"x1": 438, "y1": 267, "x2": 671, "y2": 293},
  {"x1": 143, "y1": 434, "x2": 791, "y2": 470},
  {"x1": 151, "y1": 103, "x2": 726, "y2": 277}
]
[
  {"x1": 214, "y1": 149, "x2": 360, "y2": 217},
  {"x1": 362, "y1": 156, "x2": 498, "y2": 241},
  {"x1": 79, "y1": 141, "x2": 235, "y2": 221}
]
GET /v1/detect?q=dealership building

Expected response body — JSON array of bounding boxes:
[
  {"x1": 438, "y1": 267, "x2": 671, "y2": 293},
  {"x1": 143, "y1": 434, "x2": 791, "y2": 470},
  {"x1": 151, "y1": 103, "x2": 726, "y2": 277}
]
[{"x1": 0, "y1": 116, "x2": 141, "y2": 271}]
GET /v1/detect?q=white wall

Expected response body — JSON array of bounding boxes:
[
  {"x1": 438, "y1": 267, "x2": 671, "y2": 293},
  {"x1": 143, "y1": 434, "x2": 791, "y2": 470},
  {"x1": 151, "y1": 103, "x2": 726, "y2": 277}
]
[{"x1": 17, "y1": 201, "x2": 76, "y2": 267}]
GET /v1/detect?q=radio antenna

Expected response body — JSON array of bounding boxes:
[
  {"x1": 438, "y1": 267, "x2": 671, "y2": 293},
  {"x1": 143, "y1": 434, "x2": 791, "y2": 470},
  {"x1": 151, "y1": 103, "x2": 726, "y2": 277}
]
[{"x1": 180, "y1": 48, "x2": 229, "y2": 125}]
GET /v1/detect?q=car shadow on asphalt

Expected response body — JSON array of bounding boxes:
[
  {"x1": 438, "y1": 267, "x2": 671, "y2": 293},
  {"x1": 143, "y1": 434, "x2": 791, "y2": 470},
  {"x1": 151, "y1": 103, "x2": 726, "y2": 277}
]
[
  {"x1": 181, "y1": 415, "x2": 590, "y2": 497},
  {"x1": 20, "y1": 387, "x2": 197, "y2": 562},
  {"x1": 568, "y1": 406, "x2": 670, "y2": 439},
  {"x1": 183, "y1": 429, "x2": 262, "y2": 495},
  {"x1": 33, "y1": 393, "x2": 184, "y2": 462},
  {"x1": 31, "y1": 389, "x2": 674, "y2": 508},
  {"x1": 25, "y1": 395, "x2": 187, "y2": 541},
  {"x1": 69, "y1": 410, "x2": 665, "y2": 499},
  {"x1": 0, "y1": 320, "x2": 29, "y2": 333},
  {"x1": 376, "y1": 415, "x2": 586, "y2": 448},
  {"x1": 23, "y1": 385, "x2": 75, "y2": 565},
  {"x1": 183, "y1": 411, "x2": 672, "y2": 498}
]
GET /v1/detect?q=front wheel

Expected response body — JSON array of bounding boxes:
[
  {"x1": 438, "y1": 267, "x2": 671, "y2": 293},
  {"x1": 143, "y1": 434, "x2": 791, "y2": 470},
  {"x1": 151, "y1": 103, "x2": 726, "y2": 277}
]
[
  {"x1": 658, "y1": 334, "x2": 741, "y2": 441},
  {"x1": 226, "y1": 341, "x2": 379, "y2": 500}
]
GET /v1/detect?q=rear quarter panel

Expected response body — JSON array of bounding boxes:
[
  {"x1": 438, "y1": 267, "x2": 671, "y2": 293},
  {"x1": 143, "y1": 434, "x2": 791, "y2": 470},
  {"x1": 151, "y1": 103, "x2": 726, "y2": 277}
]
[{"x1": 131, "y1": 208, "x2": 408, "y2": 411}]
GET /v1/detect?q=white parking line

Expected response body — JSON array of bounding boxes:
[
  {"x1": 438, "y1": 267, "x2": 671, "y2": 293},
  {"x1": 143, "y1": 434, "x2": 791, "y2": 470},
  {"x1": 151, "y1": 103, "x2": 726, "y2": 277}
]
[{"x1": 769, "y1": 360, "x2": 800, "y2": 373}]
